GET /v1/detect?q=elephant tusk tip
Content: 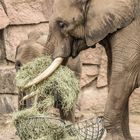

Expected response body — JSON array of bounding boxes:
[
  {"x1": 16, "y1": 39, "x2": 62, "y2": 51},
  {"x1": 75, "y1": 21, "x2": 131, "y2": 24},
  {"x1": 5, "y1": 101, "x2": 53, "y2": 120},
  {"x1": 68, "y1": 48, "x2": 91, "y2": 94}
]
[{"x1": 23, "y1": 82, "x2": 33, "y2": 90}]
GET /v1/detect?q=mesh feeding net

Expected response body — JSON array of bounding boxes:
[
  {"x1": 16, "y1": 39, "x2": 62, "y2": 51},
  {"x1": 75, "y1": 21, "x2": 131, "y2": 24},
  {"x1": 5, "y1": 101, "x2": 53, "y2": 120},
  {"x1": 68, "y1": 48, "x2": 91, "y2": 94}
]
[{"x1": 14, "y1": 115, "x2": 104, "y2": 140}]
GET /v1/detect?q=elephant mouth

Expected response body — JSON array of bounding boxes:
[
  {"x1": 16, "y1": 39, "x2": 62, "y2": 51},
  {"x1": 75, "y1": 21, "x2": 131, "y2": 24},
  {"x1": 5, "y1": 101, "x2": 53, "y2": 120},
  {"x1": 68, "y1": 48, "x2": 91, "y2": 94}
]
[
  {"x1": 23, "y1": 34, "x2": 87, "y2": 90},
  {"x1": 23, "y1": 37, "x2": 89, "y2": 89},
  {"x1": 24, "y1": 57, "x2": 64, "y2": 89}
]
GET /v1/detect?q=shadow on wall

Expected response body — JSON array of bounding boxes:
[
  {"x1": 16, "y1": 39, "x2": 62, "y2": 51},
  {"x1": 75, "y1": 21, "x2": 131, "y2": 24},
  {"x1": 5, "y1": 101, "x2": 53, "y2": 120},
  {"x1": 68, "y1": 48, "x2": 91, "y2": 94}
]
[{"x1": 0, "y1": 95, "x2": 18, "y2": 114}]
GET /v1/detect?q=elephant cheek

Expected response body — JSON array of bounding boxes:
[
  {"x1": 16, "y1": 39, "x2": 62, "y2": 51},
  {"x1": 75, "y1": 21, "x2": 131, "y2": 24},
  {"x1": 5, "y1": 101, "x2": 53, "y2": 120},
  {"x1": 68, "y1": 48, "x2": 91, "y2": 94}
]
[
  {"x1": 53, "y1": 38, "x2": 71, "y2": 59},
  {"x1": 70, "y1": 25, "x2": 85, "y2": 39}
]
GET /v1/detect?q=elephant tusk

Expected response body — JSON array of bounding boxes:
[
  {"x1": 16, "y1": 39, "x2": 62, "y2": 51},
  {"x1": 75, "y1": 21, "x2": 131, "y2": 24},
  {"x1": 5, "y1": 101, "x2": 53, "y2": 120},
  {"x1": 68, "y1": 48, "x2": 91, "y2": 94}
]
[
  {"x1": 24, "y1": 57, "x2": 64, "y2": 89},
  {"x1": 20, "y1": 91, "x2": 38, "y2": 103},
  {"x1": 34, "y1": 92, "x2": 39, "y2": 107}
]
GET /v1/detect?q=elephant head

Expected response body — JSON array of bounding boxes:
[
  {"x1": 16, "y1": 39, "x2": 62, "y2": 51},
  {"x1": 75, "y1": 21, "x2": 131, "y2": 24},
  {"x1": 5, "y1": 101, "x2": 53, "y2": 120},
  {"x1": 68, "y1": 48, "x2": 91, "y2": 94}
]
[
  {"x1": 15, "y1": 32, "x2": 48, "y2": 71},
  {"x1": 15, "y1": 40, "x2": 44, "y2": 71},
  {"x1": 15, "y1": 31, "x2": 81, "y2": 75},
  {"x1": 24, "y1": 0, "x2": 136, "y2": 88}
]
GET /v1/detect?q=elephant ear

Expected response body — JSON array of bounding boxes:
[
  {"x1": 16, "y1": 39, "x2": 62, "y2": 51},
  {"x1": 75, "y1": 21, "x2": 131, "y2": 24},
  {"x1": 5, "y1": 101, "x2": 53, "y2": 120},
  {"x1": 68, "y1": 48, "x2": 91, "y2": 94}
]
[{"x1": 85, "y1": 0, "x2": 135, "y2": 46}]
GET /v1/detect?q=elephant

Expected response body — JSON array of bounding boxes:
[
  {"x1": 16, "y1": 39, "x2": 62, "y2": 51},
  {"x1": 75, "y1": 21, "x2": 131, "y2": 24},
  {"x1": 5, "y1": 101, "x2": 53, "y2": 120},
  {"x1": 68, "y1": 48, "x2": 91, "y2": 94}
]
[
  {"x1": 15, "y1": 31, "x2": 81, "y2": 122},
  {"x1": 15, "y1": 32, "x2": 46, "y2": 70},
  {"x1": 23, "y1": 0, "x2": 140, "y2": 139},
  {"x1": 15, "y1": 31, "x2": 81, "y2": 76}
]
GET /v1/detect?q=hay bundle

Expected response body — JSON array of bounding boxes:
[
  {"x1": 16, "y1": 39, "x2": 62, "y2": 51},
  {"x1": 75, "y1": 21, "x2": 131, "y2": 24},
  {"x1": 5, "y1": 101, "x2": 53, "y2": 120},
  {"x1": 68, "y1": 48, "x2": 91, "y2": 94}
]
[
  {"x1": 14, "y1": 114, "x2": 84, "y2": 140},
  {"x1": 16, "y1": 55, "x2": 80, "y2": 112},
  {"x1": 13, "y1": 113, "x2": 104, "y2": 140},
  {"x1": 14, "y1": 55, "x2": 80, "y2": 140}
]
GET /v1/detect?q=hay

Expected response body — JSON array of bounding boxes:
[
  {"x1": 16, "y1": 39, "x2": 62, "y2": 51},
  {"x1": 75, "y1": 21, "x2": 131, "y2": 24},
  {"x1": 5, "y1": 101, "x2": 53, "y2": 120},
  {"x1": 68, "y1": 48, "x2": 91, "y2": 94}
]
[
  {"x1": 13, "y1": 108, "x2": 39, "y2": 121},
  {"x1": 13, "y1": 114, "x2": 83, "y2": 140},
  {"x1": 14, "y1": 55, "x2": 81, "y2": 140},
  {"x1": 16, "y1": 55, "x2": 80, "y2": 113},
  {"x1": 13, "y1": 112, "x2": 104, "y2": 140},
  {"x1": 33, "y1": 135, "x2": 82, "y2": 140}
]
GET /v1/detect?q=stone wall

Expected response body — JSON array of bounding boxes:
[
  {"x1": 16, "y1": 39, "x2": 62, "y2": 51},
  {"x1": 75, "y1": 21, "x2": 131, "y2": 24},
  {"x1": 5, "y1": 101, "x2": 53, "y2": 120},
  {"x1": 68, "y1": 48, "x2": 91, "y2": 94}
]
[
  {"x1": 0, "y1": 0, "x2": 53, "y2": 113},
  {"x1": 0, "y1": 0, "x2": 139, "y2": 116}
]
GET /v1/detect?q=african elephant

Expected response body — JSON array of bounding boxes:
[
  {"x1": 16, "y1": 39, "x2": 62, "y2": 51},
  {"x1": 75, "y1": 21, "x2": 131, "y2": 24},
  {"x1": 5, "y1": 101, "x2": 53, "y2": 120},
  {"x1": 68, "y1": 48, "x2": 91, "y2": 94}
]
[
  {"x1": 24, "y1": 0, "x2": 140, "y2": 139},
  {"x1": 15, "y1": 31, "x2": 81, "y2": 122},
  {"x1": 15, "y1": 31, "x2": 81, "y2": 76},
  {"x1": 15, "y1": 32, "x2": 46, "y2": 70}
]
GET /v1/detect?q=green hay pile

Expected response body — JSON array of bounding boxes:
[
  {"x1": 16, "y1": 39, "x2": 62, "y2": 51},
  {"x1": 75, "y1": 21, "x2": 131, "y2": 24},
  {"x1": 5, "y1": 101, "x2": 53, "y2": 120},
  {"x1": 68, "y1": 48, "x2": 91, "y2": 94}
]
[
  {"x1": 14, "y1": 55, "x2": 81, "y2": 140},
  {"x1": 16, "y1": 55, "x2": 80, "y2": 112},
  {"x1": 13, "y1": 111, "x2": 83, "y2": 140}
]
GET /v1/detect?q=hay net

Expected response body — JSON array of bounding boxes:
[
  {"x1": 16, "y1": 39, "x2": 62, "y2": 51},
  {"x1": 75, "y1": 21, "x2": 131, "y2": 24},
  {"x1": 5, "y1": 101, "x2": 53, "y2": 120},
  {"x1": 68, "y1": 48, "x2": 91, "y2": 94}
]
[{"x1": 14, "y1": 115, "x2": 104, "y2": 140}]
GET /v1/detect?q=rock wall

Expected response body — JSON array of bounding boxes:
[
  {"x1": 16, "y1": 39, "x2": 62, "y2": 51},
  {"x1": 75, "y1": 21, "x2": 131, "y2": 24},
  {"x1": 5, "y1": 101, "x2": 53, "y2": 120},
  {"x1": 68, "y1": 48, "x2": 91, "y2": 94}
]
[
  {"x1": 0, "y1": 0, "x2": 139, "y2": 116},
  {"x1": 0, "y1": 0, "x2": 53, "y2": 113}
]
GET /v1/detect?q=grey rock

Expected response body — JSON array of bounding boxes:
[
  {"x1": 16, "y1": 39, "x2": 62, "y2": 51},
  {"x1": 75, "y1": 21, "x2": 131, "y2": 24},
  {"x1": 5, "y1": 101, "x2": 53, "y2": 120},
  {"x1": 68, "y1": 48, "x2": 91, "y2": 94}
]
[{"x1": 0, "y1": 3, "x2": 9, "y2": 29}]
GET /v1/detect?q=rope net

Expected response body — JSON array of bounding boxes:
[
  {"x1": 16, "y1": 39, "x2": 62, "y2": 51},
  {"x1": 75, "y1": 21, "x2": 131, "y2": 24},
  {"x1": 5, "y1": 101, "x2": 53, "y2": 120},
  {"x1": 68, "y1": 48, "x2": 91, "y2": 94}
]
[{"x1": 14, "y1": 115, "x2": 105, "y2": 140}]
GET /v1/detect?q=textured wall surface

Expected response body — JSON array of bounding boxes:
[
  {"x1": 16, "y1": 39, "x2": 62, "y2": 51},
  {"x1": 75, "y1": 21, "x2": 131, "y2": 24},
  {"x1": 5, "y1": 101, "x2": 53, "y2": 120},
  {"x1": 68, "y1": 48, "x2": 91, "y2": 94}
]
[
  {"x1": 1, "y1": 0, "x2": 53, "y2": 25},
  {"x1": 0, "y1": 3, "x2": 9, "y2": 29}
]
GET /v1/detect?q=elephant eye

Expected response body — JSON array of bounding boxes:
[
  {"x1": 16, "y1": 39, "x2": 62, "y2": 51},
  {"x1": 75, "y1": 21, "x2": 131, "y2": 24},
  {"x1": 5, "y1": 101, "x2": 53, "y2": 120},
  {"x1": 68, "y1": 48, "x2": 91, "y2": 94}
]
[
  {"x1": 15, "y1": 60, "x2": 22, "y2": 71},
  {"x1": 57, "y1": 21, "x2": 68, "y2": 29}
]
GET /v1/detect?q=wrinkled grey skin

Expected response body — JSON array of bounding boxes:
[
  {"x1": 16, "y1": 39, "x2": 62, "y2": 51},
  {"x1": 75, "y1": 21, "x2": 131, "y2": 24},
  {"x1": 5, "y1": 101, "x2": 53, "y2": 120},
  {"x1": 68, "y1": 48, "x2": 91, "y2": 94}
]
[
  {"x1": 15, "y1": 31, "x2": 81, "y2": 122},
  {"x1": 46, "y1": 0, "x2": 140, "y2": 139}
]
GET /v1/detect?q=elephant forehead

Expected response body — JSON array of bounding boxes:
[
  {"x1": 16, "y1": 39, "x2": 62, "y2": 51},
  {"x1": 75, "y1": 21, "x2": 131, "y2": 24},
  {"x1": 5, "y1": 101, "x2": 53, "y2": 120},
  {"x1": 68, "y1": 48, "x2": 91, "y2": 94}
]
[
  {"x1": 53, "y1": 0, "x2": 73, "y2": 13},
  {"x1": 53, "y1": 0, "x2": 82, "y2": 23},
  {"x1": 89, "y1": 0, "x2": 133, "y2": 15}
]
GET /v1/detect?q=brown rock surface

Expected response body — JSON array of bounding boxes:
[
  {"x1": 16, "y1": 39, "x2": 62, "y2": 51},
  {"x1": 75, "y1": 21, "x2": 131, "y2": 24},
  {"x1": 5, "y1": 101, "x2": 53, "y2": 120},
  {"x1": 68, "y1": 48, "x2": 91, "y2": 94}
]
[
  {"x1": 80, "y1": 45, "x2": 102, "y2": 65},
  {"x1": 97, "y1": 46, "x2": 108, "y2": 87},
  {"x1": 79, "y1": 82, "x2": 140, "y2": 116},
  {"x1": 4, "y1": 23, "x2": 49, "y2": 62},
  {"x1": 0, "y1": 66, "x2": 17, "y2": 94},
  {"x1": 78, "y1": 81, "x2": 108, "y2": 117},
  {"x1": 2, "y1": 0, "x2": 53, "y2": 25},
  {"x1": 0, "y1": 114, "x2": 20, "y2": 140},
  {"x1": 0, "y1": 94, "x2": 18, "y2": 114},
  {"x1": 80, "y1": 44, "x2": 108, "y2": 88},
  {"x1": 0, "y1": 3, "x2": 9, "y2": 29},
  {"x1": 80, "y1": 65, "x2": 98, "y2": 88}
]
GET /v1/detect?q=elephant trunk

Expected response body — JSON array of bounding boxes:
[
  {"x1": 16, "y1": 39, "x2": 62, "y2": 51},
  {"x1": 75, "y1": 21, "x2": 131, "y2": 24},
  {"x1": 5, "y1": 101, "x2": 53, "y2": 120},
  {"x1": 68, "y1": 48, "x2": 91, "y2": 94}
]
[{"x1": 24, "y1": 57, "x2": 64, "y2": 89}]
